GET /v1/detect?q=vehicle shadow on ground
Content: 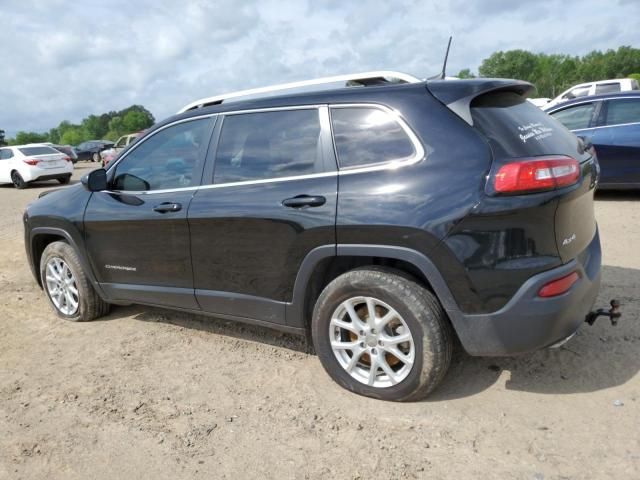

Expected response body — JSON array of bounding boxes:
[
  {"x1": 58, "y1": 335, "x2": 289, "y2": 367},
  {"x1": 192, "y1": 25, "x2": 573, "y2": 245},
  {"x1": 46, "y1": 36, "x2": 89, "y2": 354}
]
[
  {"x1": 595, "y1": 190, "x2": 640, "y2": 201},
  {"x1": 102, "y1": 304, "x2": 310, "y2": 354},
  {"x1": 429, "y1": 264, "x2": 639, "y2": 401},
  {"x1": 99, "y1": 265, "x2": 638, "y2": 400}
]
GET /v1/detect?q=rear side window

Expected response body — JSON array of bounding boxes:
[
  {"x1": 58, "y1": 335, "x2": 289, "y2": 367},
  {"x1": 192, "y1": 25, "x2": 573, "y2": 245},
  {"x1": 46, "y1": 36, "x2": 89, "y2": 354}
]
[
  {"x1": 605, "y1": 98, "x2": 640, "y2": 125},
  {"x1": 214, "y1": 109, "x2": 322, "y2": 184},
  {"x1": 595, "y1": 83, "x2": 621, "y2": 94},
  {"x1": 18, "y1": 146, "x2": 60, "y2": 156},
  {"x1": 550, "y1": 103, "x2": 596, "y2": 130},
  {"x1": 471, "y1": 91, "x2": 588, "y2": 160},
  {"x1": 330, "y1": 107, "x2": 415, "y2": 168}
]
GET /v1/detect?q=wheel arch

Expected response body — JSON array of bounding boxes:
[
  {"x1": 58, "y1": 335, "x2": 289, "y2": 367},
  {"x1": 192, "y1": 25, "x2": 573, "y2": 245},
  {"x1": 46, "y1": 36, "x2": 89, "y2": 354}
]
[
  {"x1": 286, "y1": 244, "x2": 460, "y2": 331},
  {"x1": 29, "y1": 227, "x2": 104, "y2": 298}
]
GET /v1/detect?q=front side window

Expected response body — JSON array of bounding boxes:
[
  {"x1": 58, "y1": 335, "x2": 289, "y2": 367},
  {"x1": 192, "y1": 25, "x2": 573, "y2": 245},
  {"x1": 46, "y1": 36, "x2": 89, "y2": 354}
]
[
  {"x1": 605, "y1": 98, "x2": 640, "y2": 126},
  {"x1": 0, "y1": 149, "x2": 14, "y2": 160},
  {"x1": 112, "y1": 118, "x2": 210, "y2": 191},
  {"x1": 330, "y1": 107, "x2": 415, "y2": 168},
  {"x1": 550, "y1": 103, "x2": 596, "y2": 130},
  {"x1": 213, "y1": 109, "x2": 322, "y2": 184}
]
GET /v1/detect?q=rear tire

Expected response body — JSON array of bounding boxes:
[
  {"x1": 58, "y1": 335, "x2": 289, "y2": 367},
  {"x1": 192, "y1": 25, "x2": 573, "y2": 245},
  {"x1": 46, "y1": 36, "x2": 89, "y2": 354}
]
[
  {"x1": 312, "y1": 268, "x2": 452, "y2": 401},
  {"x1": 11, "y1": 171, "x2": 26, "y2": 189},
  {"x1": 58, "y1": 175, "x2": 71, "y2": 185},
  {"x1": 40, "y1": 241, "x2": 110, "y2": 322}
]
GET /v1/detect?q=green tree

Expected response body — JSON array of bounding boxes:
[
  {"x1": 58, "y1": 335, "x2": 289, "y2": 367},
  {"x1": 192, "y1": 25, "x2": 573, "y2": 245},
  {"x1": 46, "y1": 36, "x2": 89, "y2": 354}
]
[
  {"x1": 629, "y1": 73, "x2": 640, "y2": 83},
  {"x1": 60, "y1": 128, "x2": 86, "y2": 146},
  {"x1": 457, "y1": 68, "x2": 475, "y2": 79},
  {"x1": 14, "y1": 131, "x2": 49, "y2": 144}
]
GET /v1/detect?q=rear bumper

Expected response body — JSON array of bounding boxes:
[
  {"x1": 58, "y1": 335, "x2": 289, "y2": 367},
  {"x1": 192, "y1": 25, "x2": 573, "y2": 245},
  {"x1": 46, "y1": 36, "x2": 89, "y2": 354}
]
[
  {"x1": 22, "y1": 166, "x2": 73, "y2": 182},
  {"x1": 448, "y1": 228, "x2": 601, "y2": 356}
]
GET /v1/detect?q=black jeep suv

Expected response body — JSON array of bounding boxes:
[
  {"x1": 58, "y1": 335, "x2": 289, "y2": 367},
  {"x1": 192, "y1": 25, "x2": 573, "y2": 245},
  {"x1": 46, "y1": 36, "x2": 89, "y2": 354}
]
[{"x1": 23, "y1": 75, "x2": 602, "y2": 401}]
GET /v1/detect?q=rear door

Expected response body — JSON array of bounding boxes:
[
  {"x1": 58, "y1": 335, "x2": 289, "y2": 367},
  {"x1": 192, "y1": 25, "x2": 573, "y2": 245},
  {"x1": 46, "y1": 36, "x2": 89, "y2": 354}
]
[
  {"x1": 188, "y1": 106, "x2": 337, "y2": 325},
  {"x1": 593, "y1": 97, "x2": 640, "y2": 185},
  {"x1": 84, "y1": 116, "x2": 215, "y2": 309}
]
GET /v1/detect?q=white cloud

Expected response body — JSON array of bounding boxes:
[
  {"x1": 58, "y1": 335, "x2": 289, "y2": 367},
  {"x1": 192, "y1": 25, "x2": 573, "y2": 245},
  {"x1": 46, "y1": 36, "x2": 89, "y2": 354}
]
[{"x1": 1, "y1": 0, "x2": 638, "y2": 136}]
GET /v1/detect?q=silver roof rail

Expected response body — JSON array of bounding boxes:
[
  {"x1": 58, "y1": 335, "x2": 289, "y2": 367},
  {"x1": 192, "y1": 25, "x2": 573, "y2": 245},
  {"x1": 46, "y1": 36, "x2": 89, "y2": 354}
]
[{"x1": 177, "y1": 71, "x2": 421, "y2": 113}]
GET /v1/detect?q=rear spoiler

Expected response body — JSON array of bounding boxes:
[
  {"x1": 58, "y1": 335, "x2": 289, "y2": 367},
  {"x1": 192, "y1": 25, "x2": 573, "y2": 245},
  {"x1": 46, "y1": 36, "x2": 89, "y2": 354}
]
[{"x1": 427, "y1": 79, "x2": 535, "y2": 125}]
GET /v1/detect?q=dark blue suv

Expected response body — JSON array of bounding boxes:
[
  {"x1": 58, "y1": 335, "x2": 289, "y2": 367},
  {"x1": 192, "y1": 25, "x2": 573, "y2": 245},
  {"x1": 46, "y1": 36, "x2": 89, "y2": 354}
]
[
  {"x1": 23, "y1": 73, "x2": 605, "y2": 400},
  {"x1": 546, "y1": 91, "x2": 640, "y2": 189}
]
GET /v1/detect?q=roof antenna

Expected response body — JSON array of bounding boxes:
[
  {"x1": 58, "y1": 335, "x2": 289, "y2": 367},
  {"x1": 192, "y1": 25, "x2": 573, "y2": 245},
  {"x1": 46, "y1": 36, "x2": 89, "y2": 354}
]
[{"x1": 428, "y1": 36, "x2": 453, "y2": 80}]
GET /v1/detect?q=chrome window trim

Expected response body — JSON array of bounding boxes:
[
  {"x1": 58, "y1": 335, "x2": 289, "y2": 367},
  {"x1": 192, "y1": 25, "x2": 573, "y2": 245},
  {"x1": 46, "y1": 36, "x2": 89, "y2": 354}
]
[
  {"x1": 328, "y1": 103, "x2": 425, "y2": 174},
  {"x1": 103, "y1": 102, "x2": 425, "y2": 196},
  {"x1": 547, "y1": 95, "x2": 640, "y2": 113}
]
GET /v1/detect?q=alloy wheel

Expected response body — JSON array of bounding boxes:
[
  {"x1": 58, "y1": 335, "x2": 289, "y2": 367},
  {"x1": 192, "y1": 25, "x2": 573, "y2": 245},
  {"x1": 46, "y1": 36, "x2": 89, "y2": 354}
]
[
  {"x1": 45, "y1": 257, "x2": 80, "y2": 316},
  {"x1": 329, "y1": 296, "x2": 415, "y2": 388}
]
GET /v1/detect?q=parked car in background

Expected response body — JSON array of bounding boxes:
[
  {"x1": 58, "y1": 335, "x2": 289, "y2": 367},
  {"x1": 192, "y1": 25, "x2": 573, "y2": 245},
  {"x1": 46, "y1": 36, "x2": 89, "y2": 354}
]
[
  {"x1": 74, "y1": 140, "x2": 114, "y2": 162},
  {"x1": 100, "y1": 132, "x2": 143, "y2": 168},
  {"x1": 546, "y1": 91, "x2": 640, "y2": 189},
  {"x1": 527, "y1": 97, "x2": 551, "y2": 107},
  {"x1": 0, "y1": 144, "x2": 73, "y2": 188},
  {"x1": 50, "y1": 144, "x2": 78, "y2": 163},
  {"x1": 542, "y1": 78, "x2": 640, "y2": 111}
]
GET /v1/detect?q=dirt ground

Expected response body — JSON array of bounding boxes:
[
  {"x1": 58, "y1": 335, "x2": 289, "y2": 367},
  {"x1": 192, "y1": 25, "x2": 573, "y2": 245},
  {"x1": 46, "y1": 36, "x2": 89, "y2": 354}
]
[{"x1": 1, "y1": 163, "x2": 638, "y2": 480}]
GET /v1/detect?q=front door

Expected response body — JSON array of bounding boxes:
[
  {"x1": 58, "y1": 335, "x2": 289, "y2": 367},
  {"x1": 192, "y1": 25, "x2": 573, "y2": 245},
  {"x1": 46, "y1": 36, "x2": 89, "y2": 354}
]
[
  {"x1": 84, "y1": 116, "x2": 215, "y2": 309},
  {"x1": 188, "y1": 107, "x2": 337, "y2": 325},
  {"x1": 595, "y1": 97, "x2": 640, "y2": 185}
]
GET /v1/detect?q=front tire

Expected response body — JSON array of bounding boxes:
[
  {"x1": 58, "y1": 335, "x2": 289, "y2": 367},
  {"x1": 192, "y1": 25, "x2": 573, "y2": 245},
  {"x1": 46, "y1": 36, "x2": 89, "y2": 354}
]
[
  {"x1": 11, "y1": 171, "x2": 26, "y2": 189},
  {"x1": 40, "y1": 241, "x2": 110, "y2": 322},
  {"x1": 312, "y1": 268, "x2": 452, "y2": 401}
]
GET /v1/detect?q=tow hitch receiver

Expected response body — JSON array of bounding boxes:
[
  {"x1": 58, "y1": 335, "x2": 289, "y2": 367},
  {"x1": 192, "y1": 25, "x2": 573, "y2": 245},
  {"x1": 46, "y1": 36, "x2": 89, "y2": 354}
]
[{"x1": 586, "y1": 299, "x2": 622, "y2": 326}]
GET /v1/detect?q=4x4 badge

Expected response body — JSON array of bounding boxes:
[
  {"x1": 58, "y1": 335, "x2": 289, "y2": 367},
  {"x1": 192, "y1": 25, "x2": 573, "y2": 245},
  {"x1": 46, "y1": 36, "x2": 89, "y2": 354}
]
[{"x1": 562, "y1": 233, "x2": 577, "y2": 246}]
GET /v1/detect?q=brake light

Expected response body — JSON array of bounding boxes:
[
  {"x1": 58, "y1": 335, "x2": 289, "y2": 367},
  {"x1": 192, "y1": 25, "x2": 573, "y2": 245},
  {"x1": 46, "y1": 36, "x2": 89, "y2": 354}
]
[
  {"x1": 23, "y1": 158, "x2": 39, "y2": 166},
  {"x1": 63, "y1": 156, "x2": 71, "y2": 162},
  {"x1": 494, "y1": 156, "x2": 580, "y2": 194},
  {"x1": 538, "y1": 272, "x2": 580, "y2": 298}
]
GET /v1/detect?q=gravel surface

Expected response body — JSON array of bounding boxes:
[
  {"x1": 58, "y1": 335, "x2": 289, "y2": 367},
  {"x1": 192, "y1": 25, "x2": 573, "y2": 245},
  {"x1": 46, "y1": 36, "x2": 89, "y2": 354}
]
[{"x1": 1, "y1": 163, "x2": 638, "y2": 479}]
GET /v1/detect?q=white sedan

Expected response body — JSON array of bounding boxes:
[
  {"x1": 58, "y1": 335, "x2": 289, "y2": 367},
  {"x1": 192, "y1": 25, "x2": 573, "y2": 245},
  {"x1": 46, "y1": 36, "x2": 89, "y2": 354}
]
[{"x1": 0, "y1": 144, "x2": 74, "y2": 189}]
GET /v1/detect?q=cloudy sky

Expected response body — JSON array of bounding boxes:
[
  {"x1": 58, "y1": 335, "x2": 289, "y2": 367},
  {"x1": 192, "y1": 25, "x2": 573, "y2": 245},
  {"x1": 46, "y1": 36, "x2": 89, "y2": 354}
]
[{"x1": 2, "y1": 0, "x2": 639, "y2": 135}]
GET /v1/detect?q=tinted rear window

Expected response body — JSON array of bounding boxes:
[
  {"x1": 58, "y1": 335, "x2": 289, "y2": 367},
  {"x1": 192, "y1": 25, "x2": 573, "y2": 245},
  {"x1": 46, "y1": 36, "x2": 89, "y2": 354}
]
[
  {"x1": 471, "y1": 91, "x2": 587, "y2": 160},
  {"x1": 18, "y1": 146, "x2": 60, "y2": 156}
]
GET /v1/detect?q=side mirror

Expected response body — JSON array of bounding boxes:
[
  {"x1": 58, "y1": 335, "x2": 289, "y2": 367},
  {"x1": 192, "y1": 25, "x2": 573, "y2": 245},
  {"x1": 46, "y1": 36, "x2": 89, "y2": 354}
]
[{"x1": 81, "y1": 168, "x2": 108, "y2": 192}]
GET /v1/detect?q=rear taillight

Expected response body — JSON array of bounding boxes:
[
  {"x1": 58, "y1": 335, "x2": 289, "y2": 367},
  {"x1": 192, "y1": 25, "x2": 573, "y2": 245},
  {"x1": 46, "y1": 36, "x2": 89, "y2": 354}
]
[
  {"x1": 538, "y1": 272, "x2": 580, "y2": 298},
  {"x1": 494, "y1": 156, "x2": 580, "y2": 194},
  {"x1": 63, "y1": 156, "x2": 71, "y2": 162},
  {"x1": 23, "y1": 158, "x2": 39, "y2": 166}
]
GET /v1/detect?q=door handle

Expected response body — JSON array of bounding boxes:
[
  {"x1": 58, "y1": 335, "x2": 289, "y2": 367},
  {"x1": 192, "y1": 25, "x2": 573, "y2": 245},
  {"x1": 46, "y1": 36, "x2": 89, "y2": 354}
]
[
  {"x1": 282, "y1": 195, "x2": 326, "y2": 208},
  {"x1": 153, "y1": 202, "x2": 182, "y2": 213}
]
